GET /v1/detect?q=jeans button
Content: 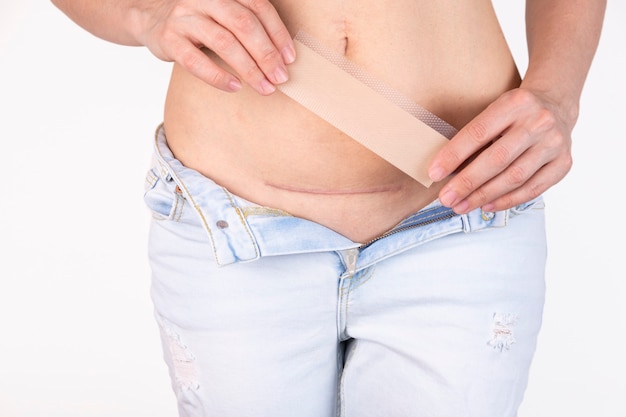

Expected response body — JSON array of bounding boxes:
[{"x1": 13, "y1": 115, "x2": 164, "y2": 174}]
[{"x1": 481, "y1": 210, "x2": 495, "y2": 221}]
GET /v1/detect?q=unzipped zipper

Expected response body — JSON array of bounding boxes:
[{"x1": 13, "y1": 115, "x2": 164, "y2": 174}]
[{"x1": 359, "y1": 210, "x2": 457, "y2": 249}]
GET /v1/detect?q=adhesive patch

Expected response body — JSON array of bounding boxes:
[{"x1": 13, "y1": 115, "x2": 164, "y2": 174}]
[{"x1": 278, "y1": 32, "x2": 457, "y2": 187}]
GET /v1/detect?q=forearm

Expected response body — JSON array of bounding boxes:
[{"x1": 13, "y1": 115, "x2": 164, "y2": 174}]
[
  {"x1": 522, "y1": 0, "x2": 606, "y2": 126},
  {"x1": 50, "y1": 0, "x2": 155, "y2": 46}
]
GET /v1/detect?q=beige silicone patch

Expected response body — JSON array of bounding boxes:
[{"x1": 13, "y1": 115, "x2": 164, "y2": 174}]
[{"x1": 278, "y1": 32, "x2": 457, "y2": 188}]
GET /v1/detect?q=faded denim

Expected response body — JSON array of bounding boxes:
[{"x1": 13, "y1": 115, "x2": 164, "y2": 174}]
[{"x1": 145, "y1": 125, "x2": 547, "y2": 417}]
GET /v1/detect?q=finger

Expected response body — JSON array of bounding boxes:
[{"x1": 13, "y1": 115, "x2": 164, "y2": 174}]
[
  {"x1": 210, "y1": 1, "x2": 289, "y2": 91},
  {"x1": 428, "y1": 94, "x2": 522, "y2": 183},
  {"x1": 451, "y1": 135, "x2": 571, "y2": 214},
  {"x1": 162, "y1": 34, "x2": 244, "y2": 92},
  {"x1": 447, "y1": 142, "x2": 554, "y2": 213},
  {"x1": 239, "y1": 0, "x2": 296, "y2": 64},
  {"x1": 439, "y1": 123, "x2": 542, "y2": 207},
  {"x1": 193, "y1": 17, "x2": 278, "y2": 95},
  {"x1": 479, "y1": 159, "x2": 570, "y2": 213}
]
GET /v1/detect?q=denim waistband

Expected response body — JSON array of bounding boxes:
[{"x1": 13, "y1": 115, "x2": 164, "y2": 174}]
[{"x1": 150, "y1": 125, "x2": 542, "y2": 269}]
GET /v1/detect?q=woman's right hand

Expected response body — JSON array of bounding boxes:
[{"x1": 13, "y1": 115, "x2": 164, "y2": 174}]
[{"x1": 133, "y1": 0, "x2": 296, "y2": 95}]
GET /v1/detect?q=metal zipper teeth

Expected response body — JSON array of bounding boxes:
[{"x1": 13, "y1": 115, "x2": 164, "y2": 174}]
[{"x1": 358, "y1": 211, "x2": 457, "y2": 249}]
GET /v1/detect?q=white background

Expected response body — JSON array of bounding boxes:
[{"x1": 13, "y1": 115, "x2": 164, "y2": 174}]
[{"x1": 1, "y1": 1, "x2": 624, "y2": 416}]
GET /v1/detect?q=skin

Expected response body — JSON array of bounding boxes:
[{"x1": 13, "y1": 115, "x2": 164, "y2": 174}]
[
  {"x1": 51, "y1": 0, "x2": 606, "y2": 242},
  {"x1": 430, "y1": 0, "x2": 606, "y2": 215}
]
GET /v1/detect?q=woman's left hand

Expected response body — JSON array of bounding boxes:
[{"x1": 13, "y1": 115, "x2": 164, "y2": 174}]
[{"x1": 428, "y1": 87, "x2": 576, "y2": 214}]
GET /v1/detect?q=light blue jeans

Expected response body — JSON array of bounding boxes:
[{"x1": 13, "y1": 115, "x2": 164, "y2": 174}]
[{"x1": 145, "y1": 125, "x2": 547, "y2": 417}]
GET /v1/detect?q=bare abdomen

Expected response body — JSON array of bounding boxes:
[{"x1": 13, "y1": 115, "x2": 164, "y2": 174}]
[{"x1": 162, "y1": 0, "x2": 521, "y2": 241}]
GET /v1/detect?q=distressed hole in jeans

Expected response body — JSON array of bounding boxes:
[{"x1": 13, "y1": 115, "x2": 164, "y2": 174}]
[
  {"x1": 487, "y1": 312, "x2": 519, "y2": 351},
  {"x1": 158, "y1": 318, "x2": 200, "y2": 391}
]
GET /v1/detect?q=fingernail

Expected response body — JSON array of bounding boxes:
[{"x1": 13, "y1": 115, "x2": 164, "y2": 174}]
[
  {"x1": 429, "y1": 166, "x2": 446, "y2": 182},
  {"x1": 274, "y1": 66, "x2": 288, "y2": 84},
  {"x1": 282, "y1": 46, "x2": 296, "y2": 64},
  {"x1": 228, "y1": 78, "x2": 242, "y2": 92},
  {"x1": 440, "y1": 190, "x2": 458, "y2": 207},
  {"x1": 453, "y1": 200, "x2": 470, "y2": 214},
  {"x1": 260, "y1": 79, "x2": 276, "y2": 95},
  {"x1": 482, "y1": 203, "x2": 495, "y2": 212}
]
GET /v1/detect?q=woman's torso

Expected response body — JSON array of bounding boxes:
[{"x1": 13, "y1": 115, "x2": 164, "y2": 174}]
[{"x1": 163, "y1": 0, "x2": 520, "y2": 242}]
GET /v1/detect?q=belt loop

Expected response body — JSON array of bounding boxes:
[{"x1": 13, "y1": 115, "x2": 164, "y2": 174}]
[
  {"x1": 461, "y1": 213, "x2": 471, "y2": 233},
  {"x1": 491, "y1": 209, "x2": 509, "y2": 228}
]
